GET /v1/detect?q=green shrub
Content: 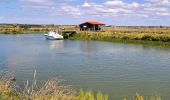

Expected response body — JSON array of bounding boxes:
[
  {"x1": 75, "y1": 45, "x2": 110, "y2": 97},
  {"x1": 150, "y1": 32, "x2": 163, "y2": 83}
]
[{"x1": 76, "y1": 89, "x2": 108, "y2": 100}]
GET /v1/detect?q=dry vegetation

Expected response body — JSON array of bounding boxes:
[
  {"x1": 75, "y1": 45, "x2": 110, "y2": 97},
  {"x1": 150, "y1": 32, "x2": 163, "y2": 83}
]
[
  {"x1": 0, "y1": 71, "x2": 162, "y2": 100},
  {"x1": 0, "y1": 24, "x2": 78, "y2": 34},
  {"x1": 1, "y1": 24, "x2": 170, "y2": 43},
  {"x1": 72, "y1": 28, "x2": 170, "y2": 42},
  {"x1": 0, "y1": 71, "x2": 108, "y2": 100}
]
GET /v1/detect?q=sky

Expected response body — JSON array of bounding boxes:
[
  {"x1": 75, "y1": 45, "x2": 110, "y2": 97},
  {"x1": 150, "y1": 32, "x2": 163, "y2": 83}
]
[{"x1": 0, "y1": 0, "x2": 170, "y2": 25}]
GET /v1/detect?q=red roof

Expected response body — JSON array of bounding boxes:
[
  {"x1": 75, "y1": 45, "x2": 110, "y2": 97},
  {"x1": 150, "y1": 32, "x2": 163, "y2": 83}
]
[{"x1": 81, "y1": 21, "x2": 105, "y2": 25}]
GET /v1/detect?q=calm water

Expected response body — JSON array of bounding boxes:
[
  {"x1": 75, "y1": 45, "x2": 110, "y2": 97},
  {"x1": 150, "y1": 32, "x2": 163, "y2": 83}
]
[{"x1": 1, "y1": 34, "x2": 170, "y2": 99}]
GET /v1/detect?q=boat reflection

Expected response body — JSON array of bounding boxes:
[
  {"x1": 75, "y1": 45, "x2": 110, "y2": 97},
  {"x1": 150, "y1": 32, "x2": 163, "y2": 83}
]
[{"x1": 48, "y1": 40, "x2": 64, "y2": 49}]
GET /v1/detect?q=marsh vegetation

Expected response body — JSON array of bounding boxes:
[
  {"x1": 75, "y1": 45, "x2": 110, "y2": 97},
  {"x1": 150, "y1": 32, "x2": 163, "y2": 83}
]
[
  {"x1": 72, "y1": 29, "x2": 170, "y2": 42},
  {"x1": 0, "y1": 71, "x2": 162, "y2": 100}
]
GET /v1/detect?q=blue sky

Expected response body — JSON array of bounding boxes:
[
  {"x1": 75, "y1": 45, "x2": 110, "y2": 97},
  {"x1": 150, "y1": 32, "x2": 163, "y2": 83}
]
[{"x1": 0, "y1": 0, "x2": 170, "y2": 25}]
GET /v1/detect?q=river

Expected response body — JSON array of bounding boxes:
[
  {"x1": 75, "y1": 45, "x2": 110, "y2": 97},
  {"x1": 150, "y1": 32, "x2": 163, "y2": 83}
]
[{"x1": 0, "y1": 34, "x2": 170, "y2": 100}]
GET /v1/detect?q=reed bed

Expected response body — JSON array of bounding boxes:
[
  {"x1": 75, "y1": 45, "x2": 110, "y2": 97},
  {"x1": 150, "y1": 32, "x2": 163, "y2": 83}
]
[
  {"x1": 72, "y1": 30, "x2": 170, "y2": 42},
  {"x1": 0, "y1": 71, "x2": 162, "y2": 100},
  {"x1": 0, "y1": 71, "x2": 108, "y2": 100}
]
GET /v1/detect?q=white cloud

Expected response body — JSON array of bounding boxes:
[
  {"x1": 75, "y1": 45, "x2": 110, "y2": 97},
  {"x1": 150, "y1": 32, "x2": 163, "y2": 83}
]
[
  {"x1": 156, "y1": 12, "x2": 170, "y2": 16},
  {"x1": 129, "y1": 2, "x2": 140, "y2": 8},
  {"x1": 19, "y1": 0, "x2": 170, "y2": 19},
  {"x1": 61, "y1": 5, "x2": 82, "y2": 16},
  {"x1": 104, "y1": 0, "x2": 124, "y2": 6},
  {"x1": 82, "y1": 2, "x2": 91, "y2": 7},
  {"x1": 143, "y1": 0, "x2": 170, "y2": 17},
  {"x1": 0, "y1": 16, "x2": 5, "y2": 19},
  {"x1": 144, "y1": 7, "x2": 167, "y2": 12}
]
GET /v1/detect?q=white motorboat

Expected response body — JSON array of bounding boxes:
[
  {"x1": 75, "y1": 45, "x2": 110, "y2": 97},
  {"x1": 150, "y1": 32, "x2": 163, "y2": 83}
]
[{"x1": 44, "y1": 31, "x2": 63, "y2": 40}]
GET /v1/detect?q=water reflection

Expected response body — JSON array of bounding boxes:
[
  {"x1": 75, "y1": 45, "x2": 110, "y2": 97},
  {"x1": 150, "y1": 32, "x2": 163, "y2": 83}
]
[
  {"x1": 79, "y1": 41, "x2": 99, "y2": 54},
  {"x1": 47, "y1": 40, "x2": 64, "y2": 49},
  {"x1": 1, "y1": 34, "x2": 170, "y2": 100}
]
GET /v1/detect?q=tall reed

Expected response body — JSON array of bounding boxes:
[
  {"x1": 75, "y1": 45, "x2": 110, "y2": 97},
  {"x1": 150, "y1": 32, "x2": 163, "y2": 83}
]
[
  {"x1": 72, "y1": 31, "x2": 170, "y2": 42},
  {"x1": 0, "y1": 71, "x2": 162, "y2": 100}
]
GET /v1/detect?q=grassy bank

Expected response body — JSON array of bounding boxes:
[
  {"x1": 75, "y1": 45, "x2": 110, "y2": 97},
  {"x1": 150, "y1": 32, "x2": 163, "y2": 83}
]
[
  {"x1": 0, "y1": 24, "x2": 78, "y2": 34},
  {"x1": 71, "y1": 31, "x2": 170, "y2": 43},
  {"x1": 0, "y1": 71, "x2": 109, "y2": 100},
  {"x1": 0, "y1": 28, "x2": 47, "y2": 34},
  {"x1": 0, "y1": 71, "x2": 162, "y2": 100},
  {"x1": 0, "y1": 79, "x2": 162, "y2": 100}
]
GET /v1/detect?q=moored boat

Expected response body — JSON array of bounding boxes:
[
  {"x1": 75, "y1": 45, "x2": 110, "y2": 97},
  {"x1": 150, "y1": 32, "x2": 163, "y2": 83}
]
[{"x1": 44, "y1": 31, "x2": 63, "y2": 40}]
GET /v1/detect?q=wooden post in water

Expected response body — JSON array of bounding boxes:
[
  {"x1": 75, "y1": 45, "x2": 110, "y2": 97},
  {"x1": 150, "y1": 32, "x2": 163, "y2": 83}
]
[
  {"x1": 94, "y1": 25, "x2": 95, "y2": 31},
  {"x1": 67, "y1": 33, "x2": 69, "y2": 39}
]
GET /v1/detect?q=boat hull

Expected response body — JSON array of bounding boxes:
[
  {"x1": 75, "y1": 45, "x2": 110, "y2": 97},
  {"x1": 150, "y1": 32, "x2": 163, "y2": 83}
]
[
  {"x1": 44, "y1": 33, "x2": 63, "y2": 40},
  {"x1": 45, "y1": 36, "x2": 63, "y2": 40}
]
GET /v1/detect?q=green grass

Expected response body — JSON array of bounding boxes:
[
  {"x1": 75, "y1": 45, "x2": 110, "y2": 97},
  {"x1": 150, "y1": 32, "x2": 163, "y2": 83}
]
[{"x1": 76, "y1": 89, "x2": 108, "y2": 100}]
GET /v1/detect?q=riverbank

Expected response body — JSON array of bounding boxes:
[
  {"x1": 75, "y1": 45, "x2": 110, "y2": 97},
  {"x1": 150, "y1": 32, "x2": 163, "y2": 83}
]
[
  {"x1": 71, "y1": 31, "x2": 170, "y2": 43},
  {"x1": 0, "y1": 29, "x2": 47, "y2": 34},
  {"x1": 0, "y1": 71, "x2": 109, "y2": 100},
  {"x1": 0, "y1": 76, "x2": 161, "y2": 100},
  {"x1": 0, "y1": 80, "x2": 109, "y2": 100},
  {"x1": 0, "y1": 24, "x2": 78, "y2": 34}
]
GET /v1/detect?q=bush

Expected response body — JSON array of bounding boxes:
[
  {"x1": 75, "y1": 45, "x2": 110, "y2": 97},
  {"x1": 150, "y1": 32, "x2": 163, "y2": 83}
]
[
  {"x1": 0, "y1": 71, "x2": 110, "y2": 100},
  {"x1": 141, "y1": 35, "x2": 153, "y2": 41}
]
